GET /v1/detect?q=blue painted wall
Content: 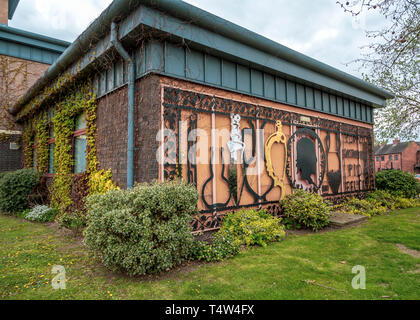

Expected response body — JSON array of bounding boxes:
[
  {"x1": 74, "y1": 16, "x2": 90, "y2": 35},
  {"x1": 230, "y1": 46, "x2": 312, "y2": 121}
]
[
  {"x1": 0, "y1": 25, "x2": 69, "y2": 65},
  {"x1": 95, "y1": 40, "x2": 373, "y2": 124}
]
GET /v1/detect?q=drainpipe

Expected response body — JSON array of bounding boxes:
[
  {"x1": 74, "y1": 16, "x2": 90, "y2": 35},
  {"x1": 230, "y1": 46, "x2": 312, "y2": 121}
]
[{"x1": 110, "y1": 22, "x2": 135, "y2": 189}]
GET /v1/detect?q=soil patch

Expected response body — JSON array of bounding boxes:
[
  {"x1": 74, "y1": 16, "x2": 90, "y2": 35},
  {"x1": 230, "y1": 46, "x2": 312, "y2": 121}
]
[{"x1": 396, "y1": 244, "x2": 420, "y2": 259}]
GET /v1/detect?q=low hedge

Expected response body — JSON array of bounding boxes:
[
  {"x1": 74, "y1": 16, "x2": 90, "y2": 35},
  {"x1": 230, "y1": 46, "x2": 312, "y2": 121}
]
[
  {"x1": 335, "y1": 190, "x2": 420, "y2": 217},
  {"x1": 375, "y1": 170, "x2": 420, "y2": 198},
  {"x1": 0, "y1": 169, "x2": 40, "y2": 213},
  {"x1": 192, "y1": 233, "x2": 240, "y2": 262},
  {"x1": 282, "y1": 190, "x2": 331, "y2": 231},
  {"x1": 84, "y1": 180, "x2": 198, "y2": 276},
  {"x1": 217, "y1": 208, "x2": 286, "y2": 247}
]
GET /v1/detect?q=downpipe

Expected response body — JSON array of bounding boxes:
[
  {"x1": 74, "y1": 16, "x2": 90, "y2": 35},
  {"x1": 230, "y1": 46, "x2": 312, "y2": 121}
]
[{"x1": 110, "y1": 22, "x2": 135, "y2": 189}]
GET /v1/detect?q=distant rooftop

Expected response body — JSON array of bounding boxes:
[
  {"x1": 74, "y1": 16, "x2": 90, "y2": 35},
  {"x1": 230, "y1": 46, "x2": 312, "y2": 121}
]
[
  {"x1": 8, "y1": 0, "x2": 20, "y2": 20},
  {"x1": 375, "y1": 141, "x2": 420, "y2": 155}
]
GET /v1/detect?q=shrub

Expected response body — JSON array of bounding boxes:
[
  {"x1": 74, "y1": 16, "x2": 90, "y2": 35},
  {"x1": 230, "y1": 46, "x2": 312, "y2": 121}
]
[
  {"x1": 0, "y1": 169, "x2": 40, "y2": 213},
  {"x1": 192, "y1": 233, "x2": 240, "y2": 262},
  {"x1": 394, "y1": 197, "x2": 418, "y2": 209},
  {"x1": 365, "y1": 190, "x2": 396, "y2": 210},
  {"x1": 88, "y1": 169, "x2": 120, "y2": 195},
  {"x1": 84, "y1": 180, "x2": 198, "y2": 276},
  {"x1": 375, "y1": 170, "x2": 420, "y2": 198},
  {"x1": 0, "y1": 171, "x2": 8, "y2": 182},
  {"x1": 282, "y1": 190, "x2": 331, "y2": 231},
  {"x1": 25, "y1": 205, "x2": 58, "y2": 222},
  {"x1": 58, "y1": 210, "x2": 87, "y2": 231},
  {"x1": 334, "y1": 197, "x2": 387, "y2": 217},
  {"x1": 217, "y1": 209, "x2": 285, "y2": 247}
]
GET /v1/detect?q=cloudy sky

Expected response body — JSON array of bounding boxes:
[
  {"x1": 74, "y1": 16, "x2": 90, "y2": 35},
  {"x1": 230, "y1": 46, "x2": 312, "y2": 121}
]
[{"x1": 9, "y1": 0, "x2": 389, "y2": 78}]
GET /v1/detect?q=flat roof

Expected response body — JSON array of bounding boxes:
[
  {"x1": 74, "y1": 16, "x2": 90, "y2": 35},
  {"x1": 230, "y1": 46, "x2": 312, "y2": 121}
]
[{"x1": 10, "y1": 0, "x2": 394, "y2": 117}]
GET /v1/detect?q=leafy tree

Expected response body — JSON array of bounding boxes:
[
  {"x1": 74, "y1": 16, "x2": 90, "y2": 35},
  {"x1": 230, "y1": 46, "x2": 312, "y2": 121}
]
[{"x1": 338, "y1": 0, "x2": 419, "y2": 142}]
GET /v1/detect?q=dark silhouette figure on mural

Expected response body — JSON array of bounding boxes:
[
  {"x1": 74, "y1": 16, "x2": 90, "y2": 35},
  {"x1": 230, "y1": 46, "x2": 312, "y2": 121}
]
[{"x1": 296, "y1": 137, "x2": 317, "y2": 187}]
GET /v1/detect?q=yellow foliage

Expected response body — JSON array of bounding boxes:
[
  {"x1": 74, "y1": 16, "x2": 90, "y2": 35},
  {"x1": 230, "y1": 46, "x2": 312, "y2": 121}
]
[{"x1": 88, "y1": 169, "x2": 119, "y2": 196}]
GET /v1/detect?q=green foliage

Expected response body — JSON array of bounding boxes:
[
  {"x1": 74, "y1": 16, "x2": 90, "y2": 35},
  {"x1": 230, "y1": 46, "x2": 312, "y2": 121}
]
[
  {"x1": 83, "y1": 181, "x2": 198, "y2": 276},
  {"x1": 0, "y1": 169, "x2": 40, "y2": 213},
  {"x1": 335, "y1": 197, "x2": 388, "y2": 218},
  {"x1": 394, "y1": 197, "x2": 418, "y2": 209},
  {"x1": 34, "y1": 113, "x2": 49, "y2": 173},
  {"x1": 0, "y1": 171, "x2": 8, "y2": 182},
  {"x1": 282, "y1": 190, "x2": 331, "y2": 231},
  {"x1": 217, "y1": 209, "x2": 285, "y2": 247},
  {"x1": 22, "y1": 123, "x2": 34, "y2": 168},
  {"x1": 25, "y1": 205, "x2": 58, "y2": 223},
  {"x1": 88, "y1": 169, "x2": 119, "y2": 196},
  {"x1": 192, "y1": 233, "x2": 240, "y2": 262},
  {"x1": 375, "y1": 170, "x2": 420, "y2": 198},
  {"x1": 365, "y1": 190, "x2": 397, "y2": 210},
  {"x1": 58, "y1": 210, "x2": 87, "y2": 231},
  {"x1": 50, "y1": 87, "x2": 97, "y2": 217},
  {"x1": 334, "y1": 190, "x2": 419, "y2": 217}
]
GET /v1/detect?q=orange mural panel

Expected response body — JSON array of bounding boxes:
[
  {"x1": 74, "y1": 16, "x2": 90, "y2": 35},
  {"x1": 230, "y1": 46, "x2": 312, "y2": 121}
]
[{"x1": 159, "y1": 80, "x2": 375, "y2": 232}]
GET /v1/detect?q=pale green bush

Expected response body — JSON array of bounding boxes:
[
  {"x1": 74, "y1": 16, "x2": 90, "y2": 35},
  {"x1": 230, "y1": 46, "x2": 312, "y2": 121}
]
[{"x1": 84, "y1": 181, "x2": 198, "y2": 276}]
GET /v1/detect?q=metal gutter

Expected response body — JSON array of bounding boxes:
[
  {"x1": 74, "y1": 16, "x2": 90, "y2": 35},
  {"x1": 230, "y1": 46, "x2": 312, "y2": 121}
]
[
  {"x1": 9, "y1": 0, "x2": 394, "y2": 116},
  {"x1": 110, "y1": 22, "x2": 135, "y2": 189}
]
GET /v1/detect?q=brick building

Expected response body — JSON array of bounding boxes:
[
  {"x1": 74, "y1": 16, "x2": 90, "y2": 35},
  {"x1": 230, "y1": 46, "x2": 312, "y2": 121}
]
[
  {"x1": 10, "y1": 0, "x2": 394, "y2": 231},
  {"x1": 375, "y1": 139, "x2": 420, "y2": 173},
  {"x1": 0, "y1": 0, "x2": 69, "y2": 172}
]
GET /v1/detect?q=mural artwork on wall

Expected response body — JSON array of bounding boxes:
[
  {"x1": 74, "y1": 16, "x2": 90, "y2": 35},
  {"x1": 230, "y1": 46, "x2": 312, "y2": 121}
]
[
  {"x1": 162, "y1": 87, "x2": 375, "y2": 231},
  {"x1": 325, "y1": 132, "x2": 342, "y2": 194},
  {"x1": 286, "y1": 128, "x2": 326, "y2": 193},
  {"x1": 265, "y1": 121, "x2": 287, "y2": 200}
]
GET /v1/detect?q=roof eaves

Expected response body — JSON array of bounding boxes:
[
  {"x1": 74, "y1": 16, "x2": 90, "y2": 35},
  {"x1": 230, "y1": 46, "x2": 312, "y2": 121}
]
[{"x1": 9, "y1": 0, "x2": 395, "y2": 116}]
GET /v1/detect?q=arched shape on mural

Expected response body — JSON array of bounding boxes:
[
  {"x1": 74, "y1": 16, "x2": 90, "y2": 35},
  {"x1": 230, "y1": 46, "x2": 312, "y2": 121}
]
[
  {"x1": 286, "y1": 127, "x2": 326, "y2": 192},
  {"x1": 264, "y1": 121, "x2": 288, "y2": 200}
]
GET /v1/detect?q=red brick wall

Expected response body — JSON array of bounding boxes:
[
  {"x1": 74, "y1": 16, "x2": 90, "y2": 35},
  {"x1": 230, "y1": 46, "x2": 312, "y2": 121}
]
[
  {"x1": 375, "y1": 153, "x2": 402, "y2": 171},
  {"x1": 401, "y1": 142, "x2": 419, "y2": 173},
  {"x1": 0, "y1": 0, "x2": 8, "y2": 25},
  {"x1": 95, "y1": 74, "x2": 160, "y2": 188},
  {"x1": 375, "y1": 142, "x2": 420, "y2": 173}
]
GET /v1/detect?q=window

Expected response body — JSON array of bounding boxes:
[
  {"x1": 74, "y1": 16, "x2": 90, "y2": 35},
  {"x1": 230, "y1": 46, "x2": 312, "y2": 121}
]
[
  {"x1": 73, "y1": 113, "x2": 87, "y2": 174},
  {"x1": 389, "y1": 155, "x2": 392, "y2": 160},
  {"x1": 381, "y1": 156, "x2": 384, "y2": 161},
  {"x1": 395, "y1": 155, "x2": 399, "y2": 160},
  {"x1": 376, "y1": 156, "x2": 380, "y2": 161}
]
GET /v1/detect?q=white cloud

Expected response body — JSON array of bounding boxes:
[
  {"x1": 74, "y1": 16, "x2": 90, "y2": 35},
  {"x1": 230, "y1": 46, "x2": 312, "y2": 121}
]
[
  {"x1": 9, "y1": 0, "x2": 390, "y2": 78},
  {"x1": 10, "y1": 0, "x2": 113, "y2": 42}
]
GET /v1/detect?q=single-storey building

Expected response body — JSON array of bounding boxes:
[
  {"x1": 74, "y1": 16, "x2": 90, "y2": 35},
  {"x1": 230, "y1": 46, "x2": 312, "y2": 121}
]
[
  {"x1": 0, "y1": 0, "x2": 70, "y2": 172},
  {"x1": 9, "y1": 0, "x2": 394, "y2": 231}
]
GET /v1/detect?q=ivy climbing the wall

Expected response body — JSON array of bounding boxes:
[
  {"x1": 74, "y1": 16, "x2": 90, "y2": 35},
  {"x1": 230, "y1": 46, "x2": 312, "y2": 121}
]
[
  {"x1": 34, "y1": 113, "x2": 49, "y2": 174},
  {"x1": 22, "y1": 122, "x2": 34, "y2": 168},
  {"x1": 21, "y1": 80, "x2": 120, "y2": 221},
  {"x1": 50, "y1": 86, "x2": 97, "y2": 217}
]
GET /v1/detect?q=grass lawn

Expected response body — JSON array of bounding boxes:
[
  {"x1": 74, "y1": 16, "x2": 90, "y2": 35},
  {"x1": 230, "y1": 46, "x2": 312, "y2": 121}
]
[{"x1": 1, "y1": 207, "x2": 419, "y2": 300}]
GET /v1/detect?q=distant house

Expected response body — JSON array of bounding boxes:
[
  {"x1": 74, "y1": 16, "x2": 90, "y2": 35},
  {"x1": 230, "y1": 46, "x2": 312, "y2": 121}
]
[
  {"x1": 375, "y1": 139, "x2": 420, "y2": 174},
  {"x1": 0, "y1": 0, "x2": 70, "y2": 172}
]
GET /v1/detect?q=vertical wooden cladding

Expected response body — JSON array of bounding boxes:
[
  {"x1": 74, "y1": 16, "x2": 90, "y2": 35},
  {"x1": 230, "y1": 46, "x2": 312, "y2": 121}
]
[
  {"x1": 94, "y1": 40, "x2": 374, "y2": 124},
  {"x1": 162, "y1": 87, "x2": 375, "y2": 232}
]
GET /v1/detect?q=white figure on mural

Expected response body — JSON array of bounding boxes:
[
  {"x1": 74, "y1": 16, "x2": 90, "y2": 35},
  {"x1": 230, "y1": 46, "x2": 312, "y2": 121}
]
[{"x1": 227, "y1": 114, "x2": 246, "y2": 164}]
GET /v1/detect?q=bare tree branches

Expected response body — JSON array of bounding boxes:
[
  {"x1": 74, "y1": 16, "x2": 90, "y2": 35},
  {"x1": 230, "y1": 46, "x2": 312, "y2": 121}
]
[{"x1": 338, "y1": 0, "x2": 420, "y2": 142}]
